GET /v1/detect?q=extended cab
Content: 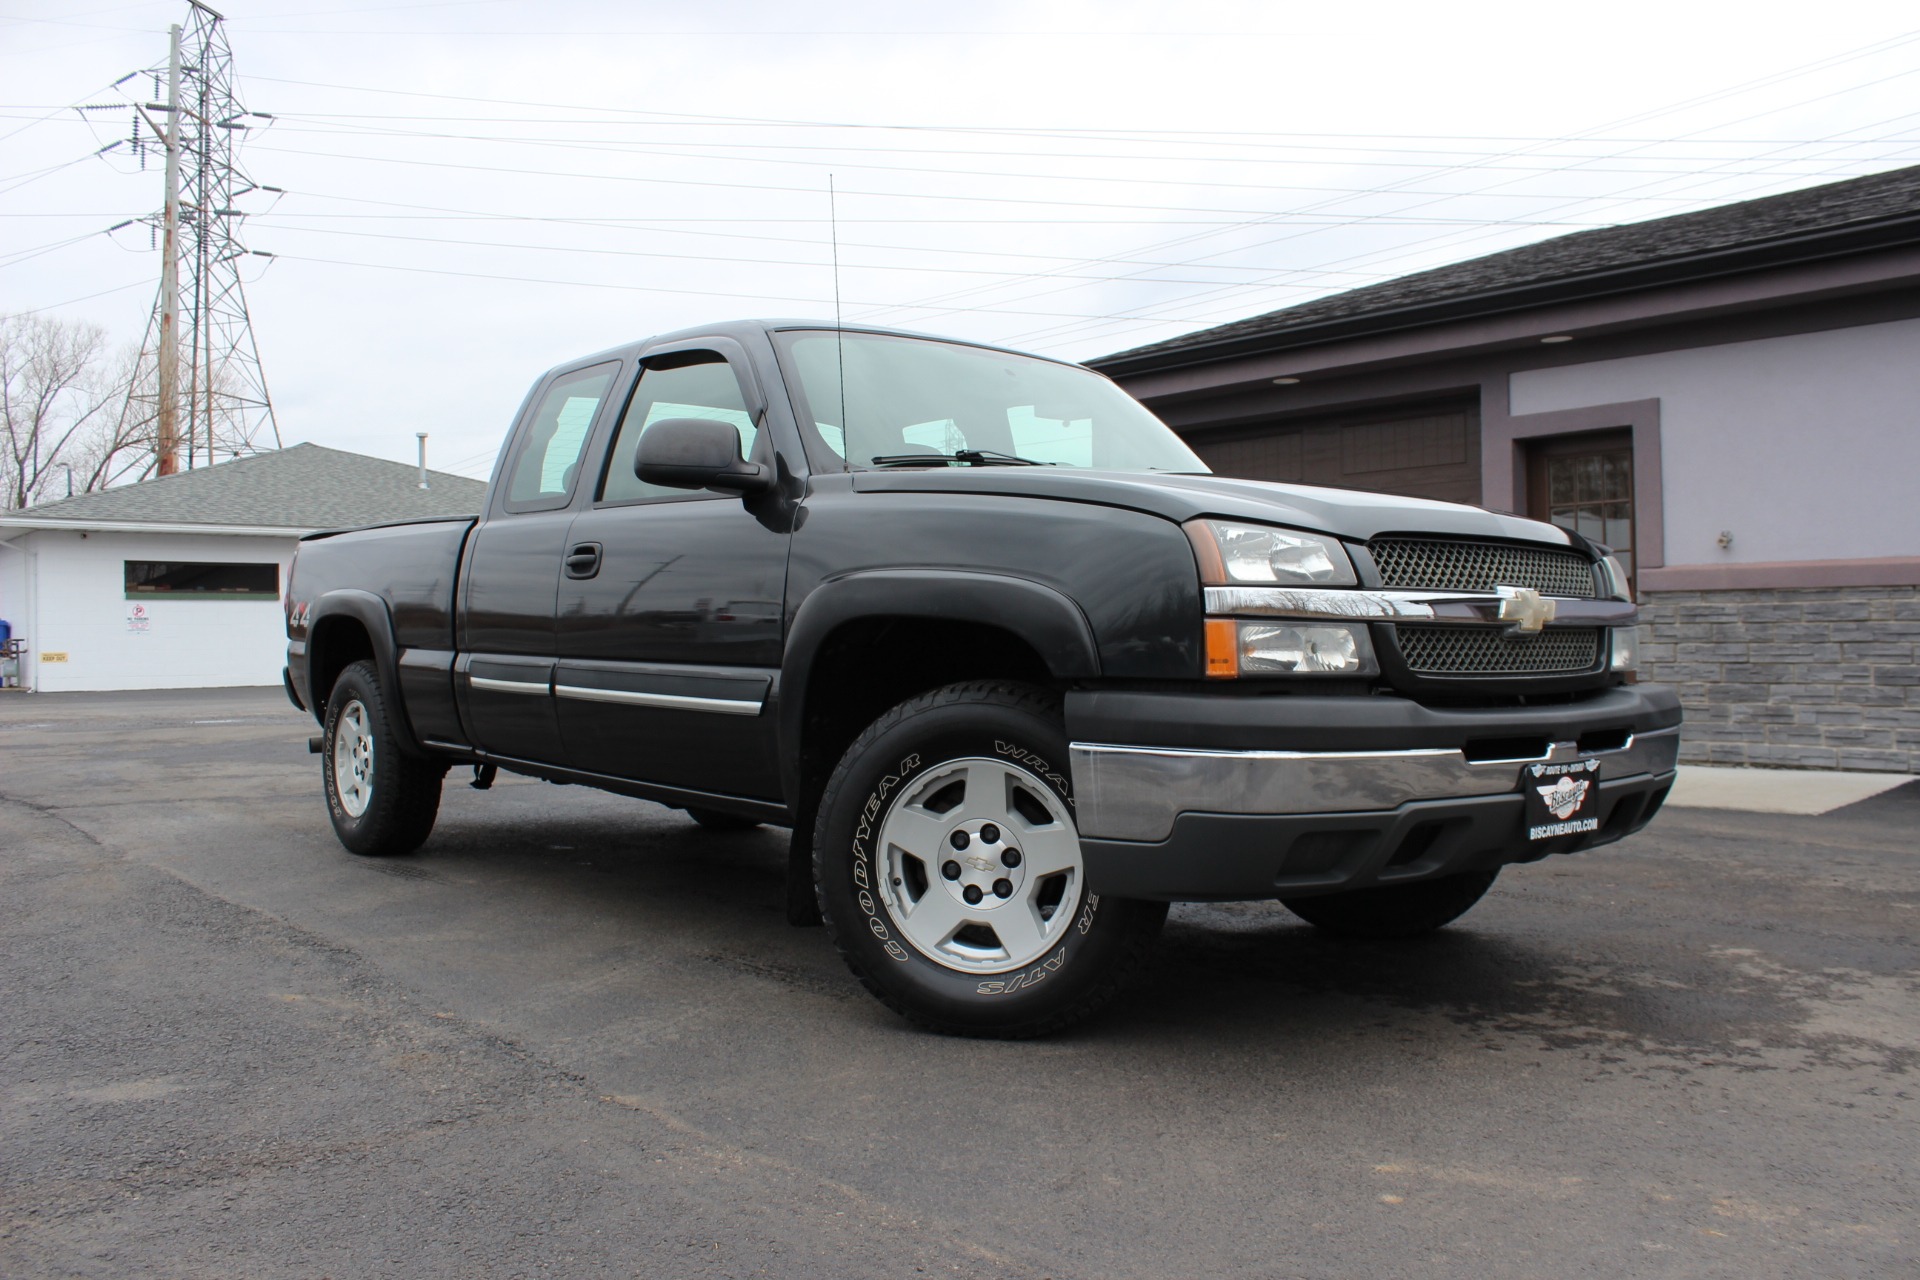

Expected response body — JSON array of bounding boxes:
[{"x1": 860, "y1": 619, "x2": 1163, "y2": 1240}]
[{"x1": 285, "y1": 321, "x2": 1680, "y2": 1037}]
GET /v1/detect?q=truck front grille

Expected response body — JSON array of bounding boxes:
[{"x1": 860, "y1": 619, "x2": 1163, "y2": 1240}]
[
  {"x1": 1370, "y1": 537, "x2": 1598, "y2": 598},
  {"x1": 1396, "y1": 625, "x2": 1601, "y2": 675}
]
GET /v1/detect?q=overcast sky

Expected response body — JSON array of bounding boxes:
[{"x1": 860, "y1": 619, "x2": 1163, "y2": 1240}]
[{"x1": 5, "y1": 0, "x2": 1919, "y2": 482}]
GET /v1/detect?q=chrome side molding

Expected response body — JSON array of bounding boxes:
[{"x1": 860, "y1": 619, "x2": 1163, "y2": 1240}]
[
  {"x1": 552, "y1": 684, "x2": 764, "y2": 716},
  {"x1": 469, "y1": 675, "x2": 550, "y2": 696}
]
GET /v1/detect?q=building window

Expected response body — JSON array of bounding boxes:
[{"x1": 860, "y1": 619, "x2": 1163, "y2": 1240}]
[
  {"x1": 1526, "y1": 429, "x2": 1634, "y2": 587},
  {"x1": 124, "y1": 560, "x2": 280, "y2": 600}
]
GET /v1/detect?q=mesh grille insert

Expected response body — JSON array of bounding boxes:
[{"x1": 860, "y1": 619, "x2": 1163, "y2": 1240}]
[
  {"x1": 1396, "y1": 625, "x2": 1601, "y2": 675},
  {"x1": 1370, "y1": 538, "x2": 1597, "y2": 597}
]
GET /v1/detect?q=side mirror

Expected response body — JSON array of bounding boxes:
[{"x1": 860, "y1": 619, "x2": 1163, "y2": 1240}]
[{"x1": 635, "y1": 418, "x2": 772, "y2": 493}]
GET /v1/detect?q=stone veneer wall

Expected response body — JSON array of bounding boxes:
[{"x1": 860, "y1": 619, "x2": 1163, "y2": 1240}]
[{"x1": 1637, "y1": 585, "x2": 1920, "y2": 772}]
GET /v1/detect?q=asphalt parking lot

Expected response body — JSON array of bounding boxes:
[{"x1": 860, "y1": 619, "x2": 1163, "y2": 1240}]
[{"x1": 3, "y1": 687, "x2": 1916, "y2": 1278}]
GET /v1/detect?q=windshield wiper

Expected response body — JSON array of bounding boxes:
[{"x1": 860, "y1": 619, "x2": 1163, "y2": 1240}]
[{"x1": 867, "y1": 449, "x2": 1050, "y2": 468}]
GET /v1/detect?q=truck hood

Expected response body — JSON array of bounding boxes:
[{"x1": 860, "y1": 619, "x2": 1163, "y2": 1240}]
[{"x1": 850, "y1": 468, "x2": 1573, "y2": 546}]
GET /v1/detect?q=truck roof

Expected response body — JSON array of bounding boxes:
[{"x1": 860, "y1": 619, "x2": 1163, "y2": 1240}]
[{"x1": 539, "y1": 319, "x2": 1092, "y2": 385}]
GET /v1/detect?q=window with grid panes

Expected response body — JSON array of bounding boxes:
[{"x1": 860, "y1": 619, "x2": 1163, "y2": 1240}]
[{"x1": 1527, "y1": 430, "x2": 1633, "y2": 592}]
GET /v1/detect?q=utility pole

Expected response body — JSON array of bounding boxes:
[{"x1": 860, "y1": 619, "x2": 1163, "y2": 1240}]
[
  {"x1": 154, "y1": 23, "x2": 183, "y2": 476},
  {"x1": 122, "y1": 0, "x2": 281, "y2": 476}
]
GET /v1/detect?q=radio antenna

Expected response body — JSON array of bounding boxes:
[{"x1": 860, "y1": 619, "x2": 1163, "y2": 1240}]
[{"x1": 829, "y1": 174, "x2": 847, "y2": 440}]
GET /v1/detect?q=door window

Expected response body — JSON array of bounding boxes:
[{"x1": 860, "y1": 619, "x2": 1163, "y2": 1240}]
[
  {"x1": 599, "y1": 354, "x2": 757, "y2": 504},
  {"x1": 504, "y1": 362, "x2": 619, "y2": 510}
]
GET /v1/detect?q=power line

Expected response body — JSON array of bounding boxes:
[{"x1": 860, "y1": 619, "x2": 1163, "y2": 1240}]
[
  {"x1": 241, "y1": 40, "x2": 1920, "y2": 140},
  {"x1": 254, "y1": 190, "x2": 1391, "y2": 279},
  {"x1": 244, "y1": 142, "x2": 1624, "y2": 226},
  {"x1": 954, "y1": 30, "x2": 1920, "y2": 347},
  {"x1": 247, "y1": 119, "x2": 1919, "y2": 199},
  {"x1": 254, "y1": 220, "x2": 1384, "y2": 291},
  {"x1": 16, "y1": 101, "x2": 1920, "y2": 156},
  {"x1": 269, "y1": 251, "x2": 1253, "y2": 323}
]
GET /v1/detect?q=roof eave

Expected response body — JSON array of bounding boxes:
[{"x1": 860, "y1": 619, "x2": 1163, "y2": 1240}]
[
  {"x1": 0, "y1": 517, "x2": 317, "y2": 538},
  {"x1": 1089, "y1": 210, "x2": 1920, "y2": 377}
]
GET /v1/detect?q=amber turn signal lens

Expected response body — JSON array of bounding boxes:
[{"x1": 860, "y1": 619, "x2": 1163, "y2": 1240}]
[{"x1": 1204, "y1": 618, "x2": 1239, "y2": 679}]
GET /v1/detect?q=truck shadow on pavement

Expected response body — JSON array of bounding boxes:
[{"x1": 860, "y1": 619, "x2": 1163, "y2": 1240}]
[{"x1": 402, "y1": 801, "x2": 1858, "y2": 1071}]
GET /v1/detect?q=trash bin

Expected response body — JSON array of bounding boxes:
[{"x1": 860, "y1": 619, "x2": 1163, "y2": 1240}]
[{"x1": 0, "y1": 618, "x2": 11, "y2": 645}]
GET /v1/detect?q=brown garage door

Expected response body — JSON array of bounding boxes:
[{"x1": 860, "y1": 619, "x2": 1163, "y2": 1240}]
[{"x1": 1189, "y1": 405, "x2": 1481, "y2": 506}]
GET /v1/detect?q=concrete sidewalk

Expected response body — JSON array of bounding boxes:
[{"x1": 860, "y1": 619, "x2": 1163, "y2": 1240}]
[{"x1": 1666, "y1": 765, "x2": 1915, "y2": 815}]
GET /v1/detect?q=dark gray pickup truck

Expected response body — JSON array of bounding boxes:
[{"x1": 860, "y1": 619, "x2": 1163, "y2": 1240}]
[{"x1": 284, "y1": 320, "x2": 1681, "y2": 1037}]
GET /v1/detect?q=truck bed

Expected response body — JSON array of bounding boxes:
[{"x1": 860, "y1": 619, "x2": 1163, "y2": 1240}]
[{"x1": 293, "y1": 516, "x2": 478, "y2": 652}]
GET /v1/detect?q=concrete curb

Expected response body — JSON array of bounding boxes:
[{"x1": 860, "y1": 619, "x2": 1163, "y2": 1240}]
[{"x1": 1665, "y1": 765, "x2": 1913, "y2": 815}]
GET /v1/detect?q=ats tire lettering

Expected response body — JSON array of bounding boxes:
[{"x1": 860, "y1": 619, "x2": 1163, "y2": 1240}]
[{"x1": 975, "y1": 946, "x2": 1070, "y2": 996}]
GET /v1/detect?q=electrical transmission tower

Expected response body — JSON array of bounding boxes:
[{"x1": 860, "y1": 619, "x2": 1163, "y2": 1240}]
[{"x1": 122, "y1": 0, "x2": 280, "y2": 475}]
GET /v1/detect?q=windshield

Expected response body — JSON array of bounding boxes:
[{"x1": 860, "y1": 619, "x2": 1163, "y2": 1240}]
[{"x1": 775, "y1": 330, "x2": 1208, "y2": 473}]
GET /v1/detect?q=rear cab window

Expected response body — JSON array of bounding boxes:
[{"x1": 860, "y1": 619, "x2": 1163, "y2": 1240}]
[{"x1": 502, "y1": 362, "x2": 619, "y2": 512}]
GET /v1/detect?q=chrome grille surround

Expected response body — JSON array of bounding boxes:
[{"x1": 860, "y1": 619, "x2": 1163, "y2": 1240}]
[
  {"x1": 1395, "y1": 625, "x2": 1601, "y2": 676},
  {"x1": 1370, "y1": 537, "x2": 1598, "y2": 598}
]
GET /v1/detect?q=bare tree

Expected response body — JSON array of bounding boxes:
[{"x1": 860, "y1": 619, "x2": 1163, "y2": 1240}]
[{"x1": 0, "y1": 312, "x2": 149, "y2": 510}]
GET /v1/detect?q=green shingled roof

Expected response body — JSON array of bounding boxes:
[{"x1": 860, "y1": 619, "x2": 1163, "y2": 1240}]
[{"x1": 13, "y1": 444, "x2": 487, "y2": 530}]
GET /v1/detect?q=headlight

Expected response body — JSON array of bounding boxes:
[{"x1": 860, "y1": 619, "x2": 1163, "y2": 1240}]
[
  {"x1": 1596, "y1": 554, "x2": 1632, "y2": 601},
  {"x1": 1185, "y1": 519, "x2": 1357, "y2": 586},
  {"x1": 1205, "y1": 620, "x2": 1378, "y2": 678},
  {"x1": 1610, "y1": 625, "x2": 1638, "y2": 675}
]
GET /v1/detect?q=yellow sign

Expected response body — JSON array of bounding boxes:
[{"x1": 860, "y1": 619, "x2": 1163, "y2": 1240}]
[{"x1": 40, "y1": 651, "x2": 69, "y2": 663}]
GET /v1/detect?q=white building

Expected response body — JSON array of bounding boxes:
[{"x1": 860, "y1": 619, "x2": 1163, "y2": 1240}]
[{"x1": 0, "y1": 445, "x2": 485, "y2": 693}]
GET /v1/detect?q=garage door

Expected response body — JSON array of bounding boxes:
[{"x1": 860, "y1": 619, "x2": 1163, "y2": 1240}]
[{"x1": 1188, "y1": 405, "x2": 1481, "y2": 506}]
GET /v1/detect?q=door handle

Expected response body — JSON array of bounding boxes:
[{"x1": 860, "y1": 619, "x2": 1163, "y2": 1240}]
[{"x1": 563, "y1": 542, "x2": 602, "y2": 579}]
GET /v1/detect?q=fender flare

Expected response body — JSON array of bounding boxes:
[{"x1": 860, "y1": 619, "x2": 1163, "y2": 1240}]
[
  {"x1": 778, "y1": 569, "x2": 1100, "y2": 800},
  {"x1": 305, "y1": 589, "x2": 423, "y2": 756}
]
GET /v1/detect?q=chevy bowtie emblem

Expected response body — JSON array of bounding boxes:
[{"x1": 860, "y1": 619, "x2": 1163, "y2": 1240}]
[{"x1": 1495, "y1": 585, "x2": 1556, "y2": 635}]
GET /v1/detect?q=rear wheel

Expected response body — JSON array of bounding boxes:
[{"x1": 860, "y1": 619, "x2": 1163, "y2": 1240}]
[
  {"x1": 1281, "y1": 869, "x2": 1499, "y2": 939},
  {"x1": 322, "y1": 660, "x2": 446, "y2": 857},
  {"x1": 814, "y1": 681, "x2": 1165, "y2": 1038}
]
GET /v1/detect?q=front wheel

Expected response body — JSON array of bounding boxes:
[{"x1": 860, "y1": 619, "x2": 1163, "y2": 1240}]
[
  {"x1": 814, "y1": 681, "x2": 1165, "y2": 1038},
  {"x1": 1281, "y1": 869, "x2": 1499, "y2": 939},
  {"x1": 322, "y1": 659, "x2": 446, "y2": 857}
]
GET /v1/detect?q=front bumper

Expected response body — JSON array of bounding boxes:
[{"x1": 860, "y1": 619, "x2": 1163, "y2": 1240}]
[{"x1": 1066, "y1": 684, "x2": 1680, "y2": 902}]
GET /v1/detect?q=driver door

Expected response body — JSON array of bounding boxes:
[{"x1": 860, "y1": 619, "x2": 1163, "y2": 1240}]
[{"x1": 553, "y1": 343, "x2": 790, "y2": 799}]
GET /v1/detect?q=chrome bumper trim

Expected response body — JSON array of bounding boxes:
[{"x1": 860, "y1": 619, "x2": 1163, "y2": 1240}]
[
  {"x1": 1203, "y1": 586, "x2": 1636, "y2": 628},
  {"x1": 1070, "y1": 725, "x2": 1680, "y2": 842},
  {"x1": 470, "y1": 675, "x2": 550, "y2": 696},
  {"x1": 553, "y1": 684, "x2": 763, "y2": 716}
]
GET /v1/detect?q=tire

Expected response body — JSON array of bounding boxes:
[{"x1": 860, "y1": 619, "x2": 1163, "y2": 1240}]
[
  {"x1": 813, "y1": 681, "x2": 1166, "y2": 1038},
  {"x1": 1281, "y1": 869, "x2": 1499, "y2": 940},
  {"x1": 686, "y1": 807, "x2": 762, "y2": 832},
  {"x1": 321, "y1": 659, "x2": 446, "y2": 857}
]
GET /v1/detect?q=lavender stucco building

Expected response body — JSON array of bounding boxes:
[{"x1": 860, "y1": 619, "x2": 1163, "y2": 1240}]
[{"x1": 1093, "y1": 165, "x2": 1920, "y2": 773}]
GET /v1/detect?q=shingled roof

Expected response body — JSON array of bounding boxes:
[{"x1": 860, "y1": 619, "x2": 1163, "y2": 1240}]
[
  {"x1": 7, "y1": 443, "x2": 487, "y2": 531},
  {"x1": 1092, "y1": 163, "x2": 1920, "y2": 372}
]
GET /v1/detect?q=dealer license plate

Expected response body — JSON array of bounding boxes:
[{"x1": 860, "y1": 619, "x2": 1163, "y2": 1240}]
[{"x1": 1522, "y1": 757, "x2": 1602, "y2": 841}]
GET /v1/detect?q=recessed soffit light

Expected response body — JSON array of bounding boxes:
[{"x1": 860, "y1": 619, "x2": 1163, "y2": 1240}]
[
  {"x1": 1540, "y1": 335, "x2": 1574, "y2": 344},
  {"x1": 1271, "y1": 376, "x2": 1301, "y2": 385}
]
